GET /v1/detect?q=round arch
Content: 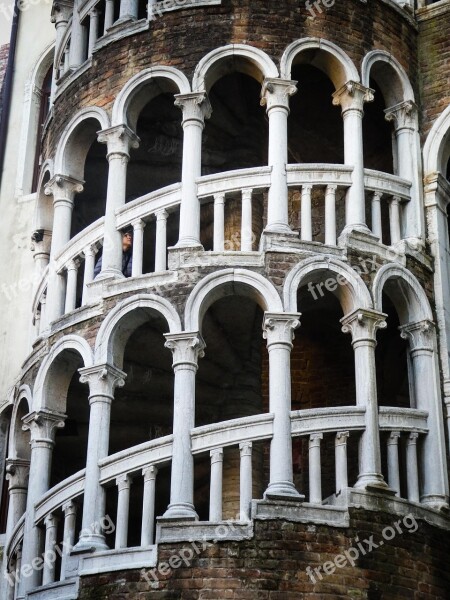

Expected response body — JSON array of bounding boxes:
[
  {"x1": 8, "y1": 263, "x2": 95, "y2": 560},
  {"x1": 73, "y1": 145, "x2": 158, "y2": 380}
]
[
  {"x1": 8, "y1": 386, "x2": 32, "y2": 460},
  {"x1": 280, "y1": 38, "x2": 359, "y2": 90},
  {"x1": 373, "y1": 263, "x2": 433, "y2": 325},
  {"x1": 185, "y1": 268, "x2": 283, "y2": 332},
  {"x1": 112, "y1": 66, "x2": 191, "y2": 129},
  {"x1": 34, "y1": 160, "x2": 54, "y2": 232},
  {"x1": 33, "y1": 335, "x2": 94, "y2": 412},
  {"x1": 283, "y1": 256, "x2": 372, "y2": 315},
  {"x1": 192, "y1": 44, "x2": 279, "y2": 92},
  {"x1": 361, "y1": 50, "x2": 415, "y2": 107},
  {"x1": 423, "y1": 103, "x2": 450, "y2": 176},
  {"x1": 95, "y1": 294, "x2": 182, "y2": 368},
  {"x1": 54, "y1": 107, "x2": 111, "y2": 179}
]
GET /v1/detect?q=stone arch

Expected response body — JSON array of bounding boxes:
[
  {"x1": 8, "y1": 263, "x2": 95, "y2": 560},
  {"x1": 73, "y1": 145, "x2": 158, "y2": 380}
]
[
  {"x1": 185, "y1": 269, "x2": 283, "y2": 332},
  {"x1": 33, "y1": 335, "x2": 94, "y2": 412},
  {"x1": 94, "y1": 294, "x2": 182, "y2": 369},
  {"x1": 192, "y1": 44, "x2": 279, "y2": 92},
  {"x1": 361, "y1": 50, "x2": 415, "y2": 107},
  {"x1": 373, "y1": 263, "x2": 433, "y2": 325},
  {"x1": 423, "y1": 103, "x2": 450, "y2": 176},
  {"x1": 54, "y1": 107, "x2": 111, "y2": 180},
  {"x1": 280, "y1": 38, "x2": 359, "y2": 90},
  {"x1": 112, "y1": 66, "x2": 191, "y2": 130},
  {"x1": 34, "y1": 160, "x2": 54, "y2": 233},
  {"x1": 8, "y1": 386, "x2": 32, "y2": 460},
  {"x1": 283, "y1": 256, "x2": 372, "y2": 315}
]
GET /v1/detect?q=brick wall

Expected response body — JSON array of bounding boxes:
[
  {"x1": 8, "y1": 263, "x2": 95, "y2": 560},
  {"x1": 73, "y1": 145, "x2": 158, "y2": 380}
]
[
  {"x1": 78, "y1": 508, "x2": 450, "y2": 599},
  {"x1": 0, "y1": 43, "x2": 9, "y2": 124}
]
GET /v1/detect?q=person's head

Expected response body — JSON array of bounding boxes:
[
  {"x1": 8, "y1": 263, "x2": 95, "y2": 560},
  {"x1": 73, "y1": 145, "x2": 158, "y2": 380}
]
[{"x1": 122, "y1": 228, "x2": 133, "y2": 252}]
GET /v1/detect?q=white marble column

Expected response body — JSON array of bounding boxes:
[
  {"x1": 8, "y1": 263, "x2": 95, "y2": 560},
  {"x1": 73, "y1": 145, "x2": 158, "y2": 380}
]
[
  {"x1": 82, "y1": 245, "x2": 97, "y2": 305},
  {"x1": 42, "y1": 513, "x2": 59, "y2": 585},
  {"x1": 309, "y1": 433, "x2": 322, "y2": 504},
  {"x1": 69, "y1": 6, "x2": 86, "y2": 69},
  {"x1": 61, "y1": 501, "x2": 77, "y2": 580},
  {"x1": 118, "y1": 0, "x2": 139, "y2": 21},
  {"x1": 97, "y1": 125, "x2": 139, "y2": 278},
  {"x1": 325, "y1": 184, "x2": 337, "y2": 246},
  {"x1": 64, "y1": 259, "x2": 78, "y2": 313},
  {"x1": 213, "y1": 193, "x2": 225, "y2": 251},
  {"x1": 389, "y1": 196, "x2": 402, "y2": 245},
  {"x1": 163, "y1": 332, "x2": 205, "y2": 519},
  {"x1": 131, "y1": 219, "x2": 145, "y2": 277},
  {"x1": 300, "y1": 184, "x2": 313, "y2": 242},
  {"x1": 75, "y1": 364, "x2": 126, "y2": 550},
  {"x1": 239, "y1": 442, "x2": 253, "y2": 521},
  {"x1": 19, "y1": 410, "x2": 66, "y2": 596},
  {"x1": 50, "y1": 3, "x2": 70, "y2": 99},
  {"x1": 209, "y1": 449, "x2": 223, "y2": 521},
  {"x1": 155, "y1": 209, "x2": 168, "y2": 272},
  {"x1": 263, "y1": 312, "x2": 303, "y2": 500},
  {"x1": 141, "y1": 465, "x2": 157, "y2": 546},
  {"x1": 332, "y1": 82, "x2": 374, "y2": 233},
  {"x1": 335, "y1": 431, "x2": 349, "y2": 495},
  {"x1": 371, "y1": 191, "x2": 382, "y2": 240},
  {"x1": 104, "y1": 0, "x2": 115, "y2": 32},
  {"x1": 400, "y1": 320, "x2": 448, "y2": 507},
  {"x1": 261, "y1": 78, "x2": 297, "y2": 234},
  {"x1": 406, "y1": 431, "x2": 420, "y2": 503},
  {"x1": 115, "y1": 474, "x2": 132, "y2": 549},
  {"x1": 387, "y1": 431, "x2": 401, "y2": 497},
  {"x1": 341, "y1": 309, "x2": 388, "y2": 489},
  {"x1": 5, "y1": 459, "x2": 29, "y2": 540},
  {"x1": 175, "y1": 92, "x2": 211, "y2": 248},
  {"x1": 88, "y1": 9, "x2": 99, "y2": 57},
  {"x1": 241, "y1": 188, "x2": 253, "y2": 251}
]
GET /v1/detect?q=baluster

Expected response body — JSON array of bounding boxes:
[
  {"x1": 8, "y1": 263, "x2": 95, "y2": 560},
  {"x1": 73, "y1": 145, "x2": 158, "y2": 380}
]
[
  {"x1": 14, "y1": 547, "x2": 22, "y2": 599},
  {"x1": 309, "y1": 433, "x2": 323, "y2": 504},
  {"x1": 325, "y1": 184, "x2": 337, "y2": 246},
  {"x1": 104, "y1": 0, "x2": 115, "y2": 31},
  {"x1": 34, "y1": 309, "x2": 41, "y2": 338},
  {"x1": 213, "y1": 193, "x2": 225, "y2": 251},
  {"x1": 141, "y1": 466, "x2": 158, "y2": 546},
  {"x1": 82, "y1": 245, "x2": 97, "y2": 305},
  {"x1": 39, "y1": 293, "x2": 47, "y2": 334},
  {"x1": 301, "y1": 185, "x2": 313, "y2": 242},
  {"x1": 42, "y1": 513, "x2": 59, "y2": 585},
  {"x1": 335, "y1": 431, "x2": 349, "y2": 495},
  {"x1": 132, "y1": 219, "x2": 146, "y2": 277},
  {"x1": 148, "y1": 0, "x2": 158, "y2": 19},
  {"x1": 115, "y1": 474, "x2": 132, "y2": 549},
  {"x1": 61, "y1": 501, "x2": 77, "y2": 580},
  {"x1": 239, "y1": 442, "x2": 252, "y2": 521},
  {"x1": 155, "y1": 210, "x2": 168, "y2": 272},
  {"x1": 406, "y1": 432, "x2": 419, "y2": 503},
  {"x1": 387, "y1": 431, "x2": 401, "y2": 497},
  {"x1": 371, "y1": 191, "x2": 383, "y2": 240},
  {"x1": 209, "y1": 449, "x2": 223, "y2": 521},
  {"x1": 63, "y1": 45, "x2": 70, "y2": 74},
  {"x1": 64, "y1": 260, "x2": 78, "y2": 313},
  {"x1": 241, "y1": 188, "x2": 253, "y2": 252},
  {"x1": 88, "y1": 9, "x2": 99, "y2": 56},
  {"x1": 119, "y1": 0, "x2": 138, "y2": 21},
  {"x1": 389, "y1": 195, "x2": 401, "y2": 245}
]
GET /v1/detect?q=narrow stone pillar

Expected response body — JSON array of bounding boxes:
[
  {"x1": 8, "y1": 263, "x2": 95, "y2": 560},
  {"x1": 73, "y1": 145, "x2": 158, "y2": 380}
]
[
  {"x1": 64, "y1": 259, "x2": 78, "y2": 313},
  {"x1": 389, "y1": 196, "x2": 402, "y2": 245},
  {"x1": 341, "y1": 309, "x2": 388, "y2": 490},
  {"x1": 76, "y1": 364, "x2": 126, "y2": 550},
  {"x1": 332, "y1": 82, "x2": 374, "y2": 233},
  {"x1": 261, "y1": 78, "x2": 297, "y2": 234},
  {"x1": 309, "y1": 433, "x2": 323, "y2": 504},
  {"x1": 131, "y1": 219, "x2": 145, "y2": 277},
  {"x1": 141, "y1": 466, "x2": 158, "y2": 546},
  {"x1": 263, "y1": 312, "x2": 303, "y2": 500},
  {"x1": 300, "y1": 184, "x2": 313, "y2": 241},
  {"x1": 82, "y1": 245, "x2": 97, "y2": 305},
  {"x1": 118, "y1": 0, "x2": 139, "y2": 21},
  {"x1": 241, "y1": 188, "x2": 253, "y2": 251},
  {"x1": 42, "y1": 513, "x2": 59, "y2": 585},
  {"x1": 335, "y1": 431, "x2": 349, "y2": 495},
  {"x1": 325, "y1": 184, "x2": 337, "y2": 245},
  {"x1": 69, "y1": 7, "x2": 86, "y2": 68},
  {"x1": 97, "y1": 125, "x2": 140, "y2": 278},
  {"x1": 19, "y1": 410, "x2": 66, "y2": 596},
  {"x1": 5, "y1": 459, "x2": 29, "y2": 539},
  {"x1": 371, "y1": 191, "x2": 382, "y2": 240},
  {"x1": 400, "y1": 320, "x2": 449, "y2": 507},
  {"x1": 163, "y1": 332, "x2": 205, "y2": 519},
  {"x1": 61, "y1": 501, "x2": 77, "y2": 580},
  {"x1": 239, "y1": 442, "x2": 252, "y2": 521},
  {"x1": 387, "y1": 431, "x2": 401, "y2": 497},
  {"x1": 174, "y1": 92, "x2": 211, "y2": 248},
  {"x1": 115, "y1": 474, "x2": 132, "y2": 549},
  {"x1": 209, "y1": 448, "x2": 223, "y2": 521},
  {"x1": 104, "y1": 0, "x2": 115, "y2": 31},
  {"x1": 88, "y1": 9, "x2": 99, "y2": 56},
  {"x1": 213, "y1": 193, "x2": 225, "y2": 251},
  {"x1": 155, "y1": 209, "x2": 168, "y2": 272},
  {"x1": 406, "y1": 432, "x2": 420, "y2": 503}
]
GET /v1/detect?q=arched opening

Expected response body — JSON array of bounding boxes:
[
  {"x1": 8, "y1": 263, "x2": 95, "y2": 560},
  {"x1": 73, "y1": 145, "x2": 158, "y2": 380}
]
[
  {"x1": 363, "y1": 79, "x2": 394, "y2": 174},
  {"x1": 0, "y1": 407, "x2": 13, "y2": 533},
  {"x1": 31, "y1": 65, "x2": 53, "y2": 192},
  {"x1": 201, "y1": 72, "x2": 267, "y2": 250}
]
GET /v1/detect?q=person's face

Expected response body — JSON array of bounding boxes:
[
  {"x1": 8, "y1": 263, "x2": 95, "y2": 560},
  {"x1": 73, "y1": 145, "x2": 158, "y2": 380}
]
[{"x1": 122, "y1": 232, "x2": 132, "y2": 252}]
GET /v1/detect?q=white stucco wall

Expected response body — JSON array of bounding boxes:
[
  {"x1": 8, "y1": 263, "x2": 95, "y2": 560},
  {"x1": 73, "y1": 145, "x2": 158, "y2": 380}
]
[{"x1": 0, "y1": 0, "x2": 54, "y2": 403}]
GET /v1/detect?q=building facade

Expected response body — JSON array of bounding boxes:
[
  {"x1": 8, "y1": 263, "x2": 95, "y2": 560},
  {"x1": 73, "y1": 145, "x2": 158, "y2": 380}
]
[{"x1": 1, "y1": 0, "x2": 450, "y2": 598}]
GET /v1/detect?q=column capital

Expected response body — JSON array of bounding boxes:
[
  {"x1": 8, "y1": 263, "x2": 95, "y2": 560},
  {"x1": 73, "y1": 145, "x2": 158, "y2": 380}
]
[
  {"x1": 335, "y1": 431, "x2": 350, "y2": 445},
  {"x1": 97, "y1": 125, "x2": 140, "y2": 159},
  {"x1": 51, "y1": 1, "x2": 72, "y2": 25},
  {"x1": 407, "y1": 430, "x2": 420, "y2": 443},
  {"x1": 210, "y1": 448, "x2": 224, "y2": 462},
  {"x1": 262, "y1": 312, "x2": 301, "y2": 348},
  {"x1": 22, "y1": 409, "x2": 66, "y2": 446},
  {"x1": 5, "y1": 458, "x2": 30, "y2": 490},
  {"x1": 239, "y1": 441, "x2": 252, "y2": 455},
  {"x1": 399, "y1": 319, "x2": 435, "y2": 352},
  {"x1": 384, "y1": 100, "x2": 417, "y2": 130},
  {"x1": 309, "y1": 432, "x2": 323, "y2": 446},
  {"x1": 260, "y1": 78, "x2": 297, "y2": 113},
  {"x1": 45, "y1": 174, "x2": 84, "y2": 205},
  {"x1": 79, "y1": 363, "x2": 127, "y2": 400},
  {"x1": 155, "y1": 209, "x2": 168, "y2": 221},
  {"x1": 341, "y1": 308, "x2": 387, "y2": 344},
  {"x1": 83, "y1": 244, "x2": 98, "y2": 259},
  {"x1": 164, "y1": 332, "x2": 206, "y2": 369},
  {"x1": 387, "y1": 431, "x2": 401, "y2": 445},
  {"x1": 62, "y1": 499, "x2": 77, "y2": 516},
  {"x1": 332, "y1": 81, "x2": 374, "y2": 113},
  {"x1": 116, "y1": 473, "x2": 132, "y2": 491},
  {"x1": 174, "y1": 92, "x2": 212, "y2": 127},
  {"x1": 142, "y1": 465, "x2": 158, "y2": 481}
]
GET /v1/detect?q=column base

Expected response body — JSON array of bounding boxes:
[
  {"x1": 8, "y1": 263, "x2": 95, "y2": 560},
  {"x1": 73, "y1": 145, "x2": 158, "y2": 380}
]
[
  {"x1": 340, "y1": 223, "x2": 372, "y2": 237},
  {"x1": 354, "y1": 473, "x2": 390, "y2": 491},
  {"x1": 175, "y1": 238, "x2": 204, "y2": 250},
  {"x1": 161, "y1": 502, "x2": 199, "y2": 521},
  {"x1": 420, "y1": 494, "x2": 449, "y2": 510},
  {"x1": 263, "y1": 223, "x2": 295, "y2": 235},
  {"x1": 94, "y1": 268, "x2": 125, "y2": 281},
  {"x1": 264, "y1": 481, "x2": 304, "y2": 502},
  {"x1": 72, "y1": 534, "x2": 109, "y2": 553}
]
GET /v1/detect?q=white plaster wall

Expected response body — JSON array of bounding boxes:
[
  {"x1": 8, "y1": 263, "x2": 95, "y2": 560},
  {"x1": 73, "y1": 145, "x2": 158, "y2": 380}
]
[{"x1": 0, "y1": 1, "x2": 54, "y2": 403}]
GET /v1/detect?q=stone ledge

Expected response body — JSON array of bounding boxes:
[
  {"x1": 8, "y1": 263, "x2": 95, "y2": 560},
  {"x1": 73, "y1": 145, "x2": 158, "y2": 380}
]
[
  {"x1": 78, "y1": 546, "x2": 157, "y2": 576},
  {"x1": 156, "y1": 520, "x2": 254, "y2": 543},
  {"x1": 26, "y1": 578, "x2": 79, "y2": 600},
  {"x1": 252, "y1": 499, "x2": 350, "y2": 527}
]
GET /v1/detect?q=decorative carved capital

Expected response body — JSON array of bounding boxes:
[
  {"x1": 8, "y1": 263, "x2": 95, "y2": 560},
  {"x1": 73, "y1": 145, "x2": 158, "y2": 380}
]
[
  {"x1": 142, "y1": 465, "x2": 158, "y2": 481},
  {"x1": 384, "y1": 100, "x2": 417, "y2": 130},
  {"x1": 97, "y1": 125, "x2": 140, "y2": 159},
  {"x1": 45, "y1": 174, "x2": 84, "y2": 204},
  {"x1": 335, "y1": 431, "x2": 350, "y2": 446},
  {"x1": 387, "y1": 431, "x2": 401, "y2": 445},
  {"x1": 332, "y1": 81, "x2": 374, "y2": 113},
  {"x1": 262, "y1": 312, "x2": 301, "y2": 348},
  {"x1": 399, "y1": 320, "x2": 435, "y2": 352},
  {"x1": 341, "y1": 308, "x2": 387, "y2": 343},
  {"x1": 79, "y1": 363, "x2": 127, "y2": 400},
  {"x1": 22, "y1": 409, "x2": 66, "y2": 445},
  {"x1": 164, "y1": 332, "x2": 206, "y2": 369},
  {"x1": 260, "y1": 78, "x2": 298, "y2": 113},
  {"x1": 175, "y1": 92, "x2": 212, "y2": 127},
  {"x1": 5, "y1": 459, "x2": 30, "y2": 490}
]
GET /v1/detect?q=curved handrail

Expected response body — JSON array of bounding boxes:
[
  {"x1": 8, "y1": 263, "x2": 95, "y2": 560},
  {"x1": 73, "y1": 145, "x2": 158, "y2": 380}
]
[
  {"x1": 116, "y1": 182, "x2": 181, "y2": 228},
  {"x1": 54, "y1": 216, "x2": 105, "y2": 273},
  {"x1": 5, "y1": 513, "x2": 25, "y2": 560},
  {"x1": 34, "y1": 468, "x2": 86, "y2": 524}
]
